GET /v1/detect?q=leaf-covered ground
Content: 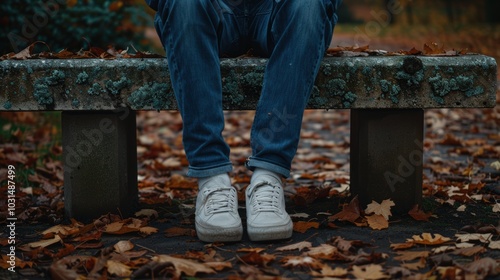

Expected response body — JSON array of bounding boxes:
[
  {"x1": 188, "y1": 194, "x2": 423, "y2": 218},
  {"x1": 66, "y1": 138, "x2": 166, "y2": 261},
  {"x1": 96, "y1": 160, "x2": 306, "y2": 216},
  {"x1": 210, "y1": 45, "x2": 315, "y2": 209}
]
[{"x1": 0, "y1": 86, "x2": 499, "y2": 279}]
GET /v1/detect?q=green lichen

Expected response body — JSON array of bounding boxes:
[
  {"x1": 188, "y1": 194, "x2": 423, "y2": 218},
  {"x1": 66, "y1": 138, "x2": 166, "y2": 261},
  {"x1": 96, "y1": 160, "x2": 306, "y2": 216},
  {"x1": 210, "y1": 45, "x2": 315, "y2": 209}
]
[
  {"x1": 128, "y1": 82, "x2": 172, "y2": 110},
  {"x1": 362, "y1": 66, "x2": 372, "y2": 76},
  {"x1": 428, "y1": 74, "x2": 484, "y2": 104},
  {"x1": 72, "y1": 99, "x2": 80, "y2": 107},
  {"x1": 379, "y1": 79, "x2": 401, "y2": 104},
  {"x1": 3, "y1": 101, "x2": 12, "y2": 109},
  {"x1": 27, "y1": 66, "x2": 33, "y2": 74},
  {"x1": 446, "y1": 67, "x2": 454, "y2": 74},
  {"x1": 222, "y1": 72, "x2": 263, "y2": 105},
  {"x1": 105, "y1": 76, "x2": 130, "y2": 95},
  {"x1": 322, "y1": 64, "x2": 332, "y2": 76},
  {"x1": 323, "y1": 78, "x2": 357, "y2": 108},
  {"x1": 88, "y1": 83, "x2": 105, "y2": 95},
  {"x1": 395, "y1": 69, "x2": 424, "y2": 88},
  {"x1": 33, "y1": 70, "x2": 66, "y2": 105},
  {"x1": 76, "y1": 71, "x2": 89, "y2": 84}
]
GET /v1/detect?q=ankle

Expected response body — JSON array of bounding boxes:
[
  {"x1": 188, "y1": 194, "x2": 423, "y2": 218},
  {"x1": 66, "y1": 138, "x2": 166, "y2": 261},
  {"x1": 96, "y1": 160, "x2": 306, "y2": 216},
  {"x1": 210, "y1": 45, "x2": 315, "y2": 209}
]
[
  {"x1": 198, "y1": 173, "x2": 231, "y2": 191},
  {"x1": 250, "y1": 168, "x2": 281, "y2": 185}
]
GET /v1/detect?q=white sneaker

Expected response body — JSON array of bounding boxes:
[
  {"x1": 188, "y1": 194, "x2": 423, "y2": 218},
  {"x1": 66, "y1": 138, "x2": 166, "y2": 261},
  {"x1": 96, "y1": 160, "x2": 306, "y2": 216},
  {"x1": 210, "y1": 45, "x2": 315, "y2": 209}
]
[
  {"x1": 245, "y1": 174, "x2": 293, "y2": 241},
  {"x1": 195, "y1": 184, "x2": 243, "y2": 242}
]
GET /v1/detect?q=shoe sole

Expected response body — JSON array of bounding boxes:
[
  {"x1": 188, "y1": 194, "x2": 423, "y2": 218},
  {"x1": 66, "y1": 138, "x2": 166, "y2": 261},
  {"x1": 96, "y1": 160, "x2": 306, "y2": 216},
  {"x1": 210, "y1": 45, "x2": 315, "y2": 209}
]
[
  {"x1": 195, "y1": 221, "x2": 243, "y2": 242},
  {"x1": 247, "y1": 220, "x2": 293, "y2": 241}
]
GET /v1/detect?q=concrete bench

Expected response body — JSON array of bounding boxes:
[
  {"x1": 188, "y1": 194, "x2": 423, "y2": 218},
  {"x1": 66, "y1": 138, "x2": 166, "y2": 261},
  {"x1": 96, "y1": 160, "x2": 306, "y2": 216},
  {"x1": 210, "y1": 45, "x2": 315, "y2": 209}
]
[{"x1": 0, "y1": 55, "x2": 497, "y2": 221}]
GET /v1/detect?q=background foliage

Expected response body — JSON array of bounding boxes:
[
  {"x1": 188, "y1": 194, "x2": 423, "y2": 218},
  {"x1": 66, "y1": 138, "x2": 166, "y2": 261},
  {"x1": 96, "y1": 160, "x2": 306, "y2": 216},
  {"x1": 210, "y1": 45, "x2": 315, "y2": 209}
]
[{"x1": 0, "y1": 0, "x2": 154, "y2": 54}]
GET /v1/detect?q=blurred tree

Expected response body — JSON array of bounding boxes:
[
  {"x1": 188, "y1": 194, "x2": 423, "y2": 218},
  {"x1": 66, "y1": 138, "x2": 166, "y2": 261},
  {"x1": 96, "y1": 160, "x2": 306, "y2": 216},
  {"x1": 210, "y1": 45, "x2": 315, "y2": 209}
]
[{"x1": 0, "y1": 0, "x2": 153, "y2": 54}]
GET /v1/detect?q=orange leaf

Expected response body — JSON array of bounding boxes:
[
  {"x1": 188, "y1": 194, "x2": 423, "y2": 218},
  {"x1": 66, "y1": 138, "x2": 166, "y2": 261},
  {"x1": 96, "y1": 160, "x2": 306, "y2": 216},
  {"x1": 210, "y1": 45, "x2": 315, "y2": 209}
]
[
  {"x1": 366, "y1": 214, "x2": 389, "y2": 230},
  {"x1": 293, "y1": 221, "x2": 319, "y2": 233},
  {"x1": 330, "y1": 195, "x2": 361, "y2": 223},
  {"x1": 408, "y1": 204, "x2": 432, "y2": 221}
]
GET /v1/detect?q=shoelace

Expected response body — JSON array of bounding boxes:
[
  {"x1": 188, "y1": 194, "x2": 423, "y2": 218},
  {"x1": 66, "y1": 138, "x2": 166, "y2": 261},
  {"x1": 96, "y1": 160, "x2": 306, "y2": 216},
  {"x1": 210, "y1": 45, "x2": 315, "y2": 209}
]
[
  {"x1": 249, "y1": 182, "x2": 281, "y2": 213},
  {"x1": 204, "y1": 187, "x2": 236, "y2": 214}
]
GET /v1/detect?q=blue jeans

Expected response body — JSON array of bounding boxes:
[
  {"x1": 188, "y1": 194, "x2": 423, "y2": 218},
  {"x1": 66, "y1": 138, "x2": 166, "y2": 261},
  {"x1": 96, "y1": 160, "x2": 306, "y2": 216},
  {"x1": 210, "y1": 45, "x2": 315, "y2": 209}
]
[{"x1": 148, "y1": 0, "x2": 341, "y2": 178}]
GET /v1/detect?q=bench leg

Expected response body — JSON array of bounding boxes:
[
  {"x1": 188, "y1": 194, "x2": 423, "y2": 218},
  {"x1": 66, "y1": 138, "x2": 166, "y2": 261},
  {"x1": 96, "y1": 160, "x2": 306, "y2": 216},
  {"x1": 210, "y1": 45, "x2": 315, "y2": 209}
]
[
  {"x1": 350, "y1": 109, "x2": 423, "y2": 214},
  {"x1": 62, "y1": 110, "x2": 138, "y2": 221}
]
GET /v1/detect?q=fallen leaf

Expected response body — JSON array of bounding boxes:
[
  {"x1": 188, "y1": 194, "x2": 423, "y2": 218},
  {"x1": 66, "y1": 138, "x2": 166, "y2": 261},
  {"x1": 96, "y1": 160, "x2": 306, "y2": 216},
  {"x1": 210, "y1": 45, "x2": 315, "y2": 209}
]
[
  {"x1": 330, "y1": 195, "x2": 361, "y2": 223},
  {"x1": 165, "y1": 227, "x2": 196, "y2": 237},
  {"x1": 306, "y1": 244, "x2": 338, "y2": 259},
  {"x1": 113, "y1": 240, "x2": 134, "y2": 253},
  {"x1": 455, "y1": 233, "x2": 492, "y2": 243},
  {"x1": 365, "y1": 199, "x2": 395, "y2": 220},
  {"x1": 390, "y1": 242, "x2": 415, "y2": 250},
  {"x1": 238, "y1": 251, "x2": 275, "y2": 267},
  {"x1": 351, "y1": 264, "x2": 388, "y2": 279},
  {"x1": 452, "y1": 246, "x2": 486, "y2": 256},
  {"x1": 463, "y1": 257, "x2": 498, "y2": 278},
  {"x1": 366, "y1": 214, "x2": 389, "y2": 230},
  {"x1": 135, "y1": 209, "x2": 159, "y2": 218},
  {"x1": 281, "y1": 256, "x2": 323, "y2": 269},
  {"x1": 153, "y1": 254, "x2": 215, "y2": 277},
  {"x1": 488, "y1": 240, "x2": 500, "y2": 250},
  {"x1": 408, "y1": 233, "x2": 451, "y2": 245},
  {"x1": 204, "y1": 261, "x2": 232, "y2": 271},
  {"x1": 293, "y1": 221, "x2": 319, "y2": 233},
  {"x1": 408, "y1": 204, "x2": 432, "y2": 221},
  {"x1": 275, "y1": 241, "x2": 312, "y2": 252},
  {"x1": 139, "y1": 226, "x2": 158, "y2": 235},
  {"x1": 106, "y1": 260, "x2": 132, "y2": 277},
  {"x1": 394, "y1": 250, "x2": 430, "y2": 261},
  {"x1": 492, "y1": 203, "x2": 500, "y2": 213},
  {"x1": 311, "y1": 264, "x2": 348, "y2": 277},
  {"x1": 28, "y1": 235, "x2": 62, "y2": 248},
  {"x1": 401, "y1": 257, "x2": 427, "y2": 271}
]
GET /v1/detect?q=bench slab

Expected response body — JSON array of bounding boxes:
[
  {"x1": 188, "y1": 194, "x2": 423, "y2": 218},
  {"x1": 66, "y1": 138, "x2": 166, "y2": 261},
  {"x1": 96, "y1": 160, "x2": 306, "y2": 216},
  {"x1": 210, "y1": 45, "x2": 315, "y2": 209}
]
[
  {"x1": 0, "y1": 56, "x2": 497, "y2": 220},
  {"x1": 0, "y1": 55, "x2": 496, "y2": 111}
]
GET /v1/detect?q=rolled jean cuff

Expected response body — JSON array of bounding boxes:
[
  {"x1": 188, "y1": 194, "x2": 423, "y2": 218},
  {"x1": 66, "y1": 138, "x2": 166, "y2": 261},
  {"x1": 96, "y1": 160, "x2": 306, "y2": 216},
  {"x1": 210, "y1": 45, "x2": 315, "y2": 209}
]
[
  {"x1": 245, "y1": 157, "x2": 290, "y2": 178},
  {"x1": 187, "y1": 162, "x2": 233, "y2": 178}
]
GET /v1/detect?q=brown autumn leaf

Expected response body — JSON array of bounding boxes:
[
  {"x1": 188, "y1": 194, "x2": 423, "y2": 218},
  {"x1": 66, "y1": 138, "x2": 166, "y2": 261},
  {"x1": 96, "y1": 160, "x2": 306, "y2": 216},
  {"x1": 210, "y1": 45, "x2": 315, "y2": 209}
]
[
  {"x1": 463, "y1": 257, "x2": 498, "y2": 278},
  {"x1": 139, "y1": 226, "x2": 159, "y2": 236},
  {"x1": 49, "y1": 256, "x2": 97, "y2": 280},
  {"x1": 0, "y1": 255, "x2": 34, "y2": 269},
  {"x1": 393, "y1": 250, "x2": 430, "y2": 261},
  {"x1": 106, "y1": 260, "x2": 132, "y2": 277},
  {"x1": 401, "y1": 257, "x2": 427, "y2": 271},
  {"x1": 365, "y1": 199, "x2": 395, "y2": 220},
  {"x1": 275, "y1": 241, "x2": 312, "y2": 252},
  {"x1": 135, "y1": 209, "x2": 159, "y2": 219},
  {"x1": 27, "y1": 235, "x2": 62, "y2": 248},
  {"x1": 310, "y1": 264, "x2": 348, "y2": 277},
  {"x1": 351, "y1": 264, "x2": 388, "y2": 280},
  {"x1": 408, "y1": 204, "x2": 433, "y2": 221},
  {"x1": 281, "y1": 256, "x2": 323, "y2": 269},
  {"x1": 237, "y1": 248, "x2": 267, "y2": 253},
  {"x1": 113, "y1": 240, "x2": 134, "y2": 253},
  {"x1": 293, "y1": 221, "x2": 319, "y2": 233},
  {"x1": 152, "y1": 254, "x2": 215, "y2": 277},
  {"x1": 204, "y1": 261, "x2": 233, "y2": 271},
  {"x1": 238, "y1": 252, "x2": 275, "y2": 267},
  {"x1": 330, "y1": 195, "x2": 361, "y2": 223},
  {"x1": 408, "y1": 233, "x2": 451, "y2": 245},
  {"x1": 390, "y1": 241, "x2": 415, "y2": 250},
  {"x1": 305, "y1": 244, "x2": 338, "y2": 259},
  {"x1": 452, "y1": 246, "x2": 487, "y2": 256},
  {"x1": 165, "y1": 227, "x2": 196, "y2": 237},
  {"x1": 366, "y1": 214, "x2": 389, "y2": 230}
]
